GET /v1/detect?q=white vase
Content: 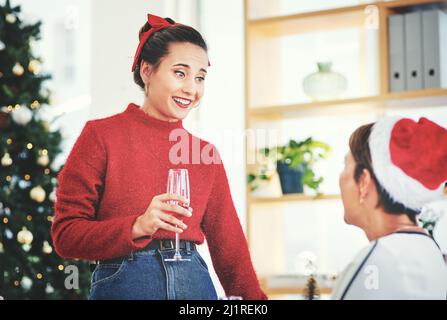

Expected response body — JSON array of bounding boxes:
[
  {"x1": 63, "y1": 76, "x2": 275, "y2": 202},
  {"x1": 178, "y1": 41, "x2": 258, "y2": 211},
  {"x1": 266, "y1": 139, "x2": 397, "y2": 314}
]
[{"x1": 303, "y1": 62, "x2": 347, "y2": 101}]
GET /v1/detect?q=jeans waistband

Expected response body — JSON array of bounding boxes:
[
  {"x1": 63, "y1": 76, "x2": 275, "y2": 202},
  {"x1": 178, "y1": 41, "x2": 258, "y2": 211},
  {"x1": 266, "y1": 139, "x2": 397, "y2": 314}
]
[
  {"x1": 146, "y1": 239, "x2": 196, "y2": 252},
  {"x1": 93, "y1": 239, "x2": 197, "y2": 267}
]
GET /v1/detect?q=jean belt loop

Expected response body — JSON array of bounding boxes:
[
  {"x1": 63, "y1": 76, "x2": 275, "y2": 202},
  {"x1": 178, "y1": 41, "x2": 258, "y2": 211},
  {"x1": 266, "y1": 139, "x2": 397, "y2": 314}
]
[{"x1": 128, "y1": 251, "x2": 134, "y2": 261}]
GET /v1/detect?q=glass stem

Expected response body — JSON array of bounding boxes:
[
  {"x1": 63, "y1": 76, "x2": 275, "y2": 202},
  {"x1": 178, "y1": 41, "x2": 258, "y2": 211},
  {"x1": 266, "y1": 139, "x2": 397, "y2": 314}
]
[{"x1": 175, "y1": 231, "x2": 181, "y2": 258}]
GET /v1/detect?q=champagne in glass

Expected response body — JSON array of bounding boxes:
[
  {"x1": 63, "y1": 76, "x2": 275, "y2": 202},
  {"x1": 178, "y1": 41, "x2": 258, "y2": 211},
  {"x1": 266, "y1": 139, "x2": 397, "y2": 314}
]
[{"x1": 164, "y1": 168, "x2": 191, "y2": 262}]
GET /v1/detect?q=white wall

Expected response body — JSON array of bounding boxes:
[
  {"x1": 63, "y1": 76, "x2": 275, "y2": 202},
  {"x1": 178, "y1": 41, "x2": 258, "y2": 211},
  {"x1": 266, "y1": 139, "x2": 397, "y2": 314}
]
[
  {"x1": 195, "y1": 0, "x2": 246, "y2": 228},
  {"x1": 90, "y1": 0, "x2": 165, "y2": 119}
]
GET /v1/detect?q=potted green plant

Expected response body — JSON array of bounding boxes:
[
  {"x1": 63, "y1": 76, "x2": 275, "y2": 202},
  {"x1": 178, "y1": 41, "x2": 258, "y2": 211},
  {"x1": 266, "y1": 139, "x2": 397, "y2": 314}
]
[{"x1": 248, "y1": 137, "x2": 330, "y2": 194}]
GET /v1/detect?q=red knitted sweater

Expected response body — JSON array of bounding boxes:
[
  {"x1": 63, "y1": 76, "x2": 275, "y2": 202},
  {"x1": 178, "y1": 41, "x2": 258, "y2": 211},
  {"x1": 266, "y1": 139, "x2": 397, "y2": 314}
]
[{"x1": 51, "y1": 103, "x2": 267, "y2": 300}]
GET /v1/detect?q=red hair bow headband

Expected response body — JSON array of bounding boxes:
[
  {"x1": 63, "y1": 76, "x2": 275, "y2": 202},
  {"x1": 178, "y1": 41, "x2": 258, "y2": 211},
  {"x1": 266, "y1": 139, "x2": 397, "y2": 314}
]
[{"x1": 131, "y1": 14, "x2": 179, "y2": 72}]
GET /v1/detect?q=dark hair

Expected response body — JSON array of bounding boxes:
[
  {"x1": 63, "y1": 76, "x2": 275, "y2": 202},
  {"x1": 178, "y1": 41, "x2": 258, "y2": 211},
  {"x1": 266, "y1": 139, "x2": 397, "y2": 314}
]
[
  {"x1": 133, "y1": 18, "x2": 208, "y2": 90},
  {"x1": 349, "y1": 123, "x2": 419, "y2": 224}
]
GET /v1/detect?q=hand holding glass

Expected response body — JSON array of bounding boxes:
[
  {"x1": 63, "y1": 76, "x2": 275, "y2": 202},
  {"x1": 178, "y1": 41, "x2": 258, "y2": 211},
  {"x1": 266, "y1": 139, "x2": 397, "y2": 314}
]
[{"x1": 164, "y1": 168, "x2": 191, "y2": 262}]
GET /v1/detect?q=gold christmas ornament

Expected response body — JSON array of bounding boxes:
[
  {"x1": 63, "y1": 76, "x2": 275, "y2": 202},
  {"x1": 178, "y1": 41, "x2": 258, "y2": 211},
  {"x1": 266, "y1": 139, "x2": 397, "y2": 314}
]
[
  {"x1": 12, "y1": 63, "x2": 24, "y2": 76},
  {"x1": 6, "y1": 14, "x2": 17, "y2": 24},
  {"x1": 28, "y1": 60, "x2": 41, "y2": 75},
  {"x1": 1, "y1": 153, "x2": 13, "y2": 166},
  {"x1": 37, "y1": 154, "x2": 49, "y2": 166},
  {"x1": 17, "y1": 227, "x2": 33, "y2": 245},
  {"x1": 30, "y1": 186, "x2": 46, "y2": 203},
  {"x1": 42, "y1": 241, "x2": 53, "y2": 254}
]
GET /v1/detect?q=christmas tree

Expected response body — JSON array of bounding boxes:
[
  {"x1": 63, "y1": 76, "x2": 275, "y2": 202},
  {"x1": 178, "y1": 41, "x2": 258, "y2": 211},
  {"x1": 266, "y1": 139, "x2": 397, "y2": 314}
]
[{"x1": 0, "y1": 0, "x2": 90, "y2": 299}]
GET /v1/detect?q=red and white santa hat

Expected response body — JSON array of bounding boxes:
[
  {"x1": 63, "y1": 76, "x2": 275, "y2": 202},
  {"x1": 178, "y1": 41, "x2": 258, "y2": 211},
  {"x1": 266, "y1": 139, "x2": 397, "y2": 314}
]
[{"x1": 369, "y1": 116, "x2": 447, "y2": 211}]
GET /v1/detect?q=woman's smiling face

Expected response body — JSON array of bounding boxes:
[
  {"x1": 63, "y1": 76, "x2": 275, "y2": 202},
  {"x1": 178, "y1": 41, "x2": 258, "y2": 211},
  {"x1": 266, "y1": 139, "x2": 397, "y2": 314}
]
[{"x1": 141, "y1": 42, "x2": 209, "y2": 122}]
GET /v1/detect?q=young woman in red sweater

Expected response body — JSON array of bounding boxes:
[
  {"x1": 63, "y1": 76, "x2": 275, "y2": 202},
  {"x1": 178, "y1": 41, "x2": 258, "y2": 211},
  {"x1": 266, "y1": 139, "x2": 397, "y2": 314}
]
[{"x1": 51, "y1": 13, "x2": 267, "y2": 300}]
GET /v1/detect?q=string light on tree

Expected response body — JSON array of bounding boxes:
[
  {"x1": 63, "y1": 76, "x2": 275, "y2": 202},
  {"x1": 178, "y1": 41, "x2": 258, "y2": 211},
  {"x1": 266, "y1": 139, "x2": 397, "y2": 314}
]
[
  {"x1": 37, "y1": 149, "x2": 49, "y2": 166},
  {"x1": 31, "y1": 100, "x2": 40, "y2": 107}
]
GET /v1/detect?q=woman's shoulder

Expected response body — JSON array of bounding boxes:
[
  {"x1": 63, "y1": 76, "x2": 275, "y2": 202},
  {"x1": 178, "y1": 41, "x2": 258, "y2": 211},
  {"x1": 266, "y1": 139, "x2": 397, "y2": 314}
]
[{"x1": 82, "y1": 109, "x2": 128, "y2": 134}]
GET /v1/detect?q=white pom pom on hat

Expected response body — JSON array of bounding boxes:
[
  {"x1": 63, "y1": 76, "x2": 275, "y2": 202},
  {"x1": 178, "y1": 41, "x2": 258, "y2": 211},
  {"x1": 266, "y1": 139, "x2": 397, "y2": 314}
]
[{"x1": 369, "y1": 116, "x2": 447, "y2": 211}]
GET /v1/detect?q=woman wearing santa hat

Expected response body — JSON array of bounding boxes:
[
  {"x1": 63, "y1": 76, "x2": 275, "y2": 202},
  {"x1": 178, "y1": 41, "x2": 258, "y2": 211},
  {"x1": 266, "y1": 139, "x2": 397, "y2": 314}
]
[
  {"x1": 51, "y1": 13, "x2": 266, "y2": 300},
  {"x1": 333, "y1": 116, "x2": 447, "y2": 299}
]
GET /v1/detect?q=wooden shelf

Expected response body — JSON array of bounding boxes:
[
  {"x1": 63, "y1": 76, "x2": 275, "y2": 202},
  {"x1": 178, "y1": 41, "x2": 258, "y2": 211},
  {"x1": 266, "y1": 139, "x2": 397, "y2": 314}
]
[
  {"x1": 250, "y1": 194, "x2": 341, "y2": 204},
  {"x1": 248, "y1": 6, "x2": 366, "y2": 37},
  {"x1": 260, "y1": 277, "x2": 333, "y2": 296},
  {"x1": 248, "y1": 0, "x2": 446, "y2": 25},
  {"x1": 249, "y1": 88, "x2": 447, "y2": 119},
  {"x1": 264, "y1": 286, "x2": 333, "y2": 296}
]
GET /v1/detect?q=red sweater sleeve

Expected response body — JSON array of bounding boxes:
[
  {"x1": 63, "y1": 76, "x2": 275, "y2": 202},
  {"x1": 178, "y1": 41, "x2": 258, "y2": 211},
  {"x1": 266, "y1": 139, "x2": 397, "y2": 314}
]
[
  {"x1": 202, "y1": 150, "x2": 267, "y2": 300},
  {"x1": 51, "y1": 122, "x2": 151, "y2": 261}
]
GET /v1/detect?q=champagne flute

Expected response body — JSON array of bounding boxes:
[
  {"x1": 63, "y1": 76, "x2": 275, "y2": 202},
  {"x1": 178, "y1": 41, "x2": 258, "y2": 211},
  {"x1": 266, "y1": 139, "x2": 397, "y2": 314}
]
[{"x1": 164, "y1": 168, "x2": 191, "y2": 262}]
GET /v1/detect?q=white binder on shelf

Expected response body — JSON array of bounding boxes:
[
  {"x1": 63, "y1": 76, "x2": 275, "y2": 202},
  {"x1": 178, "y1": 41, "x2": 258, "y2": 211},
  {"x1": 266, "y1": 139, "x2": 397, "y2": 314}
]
[
  {"x1": 388, "y1": 14, "x2": 406, "y2": 92},
  {"x1": 422, "y1": 9, "x2": 447, "y2": 89},
  {"x1": 404, "y1": 11, "x2": 424, "y2": 91}
]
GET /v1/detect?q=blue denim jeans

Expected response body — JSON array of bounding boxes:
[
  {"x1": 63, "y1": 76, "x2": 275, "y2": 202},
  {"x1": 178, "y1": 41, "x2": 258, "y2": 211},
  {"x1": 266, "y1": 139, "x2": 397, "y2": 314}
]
[{"x1": 89, "y1": 246, "x2": 218, "y2": 300}]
